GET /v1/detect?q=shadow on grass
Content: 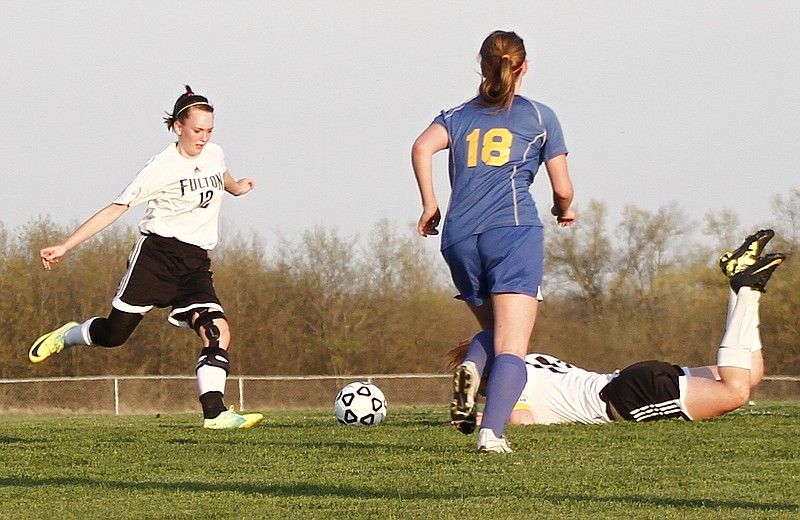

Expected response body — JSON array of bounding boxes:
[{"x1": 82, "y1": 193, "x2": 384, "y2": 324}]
[
  {"x1": 0, "y1": 476, "x2": 796, "y2": 512},
  {"x1": 0, "y1": 436, "x2": 29, "y2": 444}
]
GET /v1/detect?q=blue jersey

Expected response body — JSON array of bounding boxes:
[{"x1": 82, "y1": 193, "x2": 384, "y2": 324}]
[{"x1": 433, "y1": 95, "x2": 567, "y2": 250}]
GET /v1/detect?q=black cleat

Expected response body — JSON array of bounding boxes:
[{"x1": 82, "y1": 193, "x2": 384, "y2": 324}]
[
  {"x1": 719, "y1": 229, "x2": 774, "y2": 278},
  {"x1": 730, "y1": 253, "x2": 785, "y2": 293},
  {"x1": 450, "y1": 361, "x2": 480, "y2": 435}
]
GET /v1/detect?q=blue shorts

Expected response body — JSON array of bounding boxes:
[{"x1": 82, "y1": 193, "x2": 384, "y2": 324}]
[{"x1": 441, "y1": 225, "x2": 543, "y2": 307}]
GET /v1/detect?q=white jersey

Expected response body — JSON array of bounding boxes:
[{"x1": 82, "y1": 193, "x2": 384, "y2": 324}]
[
  {"x1": 114, "y1": 142, "x2": 227, "y2": 250},
  {"x1": 517, "y1": 353, "x2": 615, "y2": 425}
]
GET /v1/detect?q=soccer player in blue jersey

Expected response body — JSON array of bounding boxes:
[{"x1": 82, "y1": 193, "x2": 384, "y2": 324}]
[{"x1": 412, "y1": 30, "x2": 575, "y2": 453}]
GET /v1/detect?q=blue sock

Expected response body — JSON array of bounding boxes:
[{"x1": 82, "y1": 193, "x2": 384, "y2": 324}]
[
  {"x1": 481, "y1": 353, "x2": 527, "y2": 437},
  {"x1": 465, "y1": 329, "x2": 494, "y2": 376}
]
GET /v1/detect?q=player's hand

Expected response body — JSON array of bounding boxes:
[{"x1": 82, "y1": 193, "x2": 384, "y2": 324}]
[
  {"x1": 40, "y1": 245, "x2": 67, "y2": 270},
  {"x1": 232, "y1": 178, "x2": 255, "y2": 196},
  {"x1": 552, "y1": 206, "x2": 576, "y2": 227},
  {"x1": 418, "y1": 207, "x2": 441, "y2": 237}
]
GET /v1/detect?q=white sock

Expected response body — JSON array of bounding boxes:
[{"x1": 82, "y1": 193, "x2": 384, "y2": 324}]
[
  {"x1": 63, "y1": 318, "x2": 98, "y2": 347},
  {"x1": 725, "y1": 287, "x2": 737, "y2": 329},
  {"x1": 739, "y1": 293, "x2": 763, "y2": 353},
  {"x1": 196, "y1": 365, "x2": 227, "y2": 395},
  {"x1": 717, "y1": 288, "x2": 761, "y2": 368}
]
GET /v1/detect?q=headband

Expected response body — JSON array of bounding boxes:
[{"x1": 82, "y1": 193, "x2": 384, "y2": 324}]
[
  {"x1": 171, "y1": 85, "x2": 212, "y2": 119},
  {"x1": 175, "y1": 100, "x2": 212, "y2": 117}
]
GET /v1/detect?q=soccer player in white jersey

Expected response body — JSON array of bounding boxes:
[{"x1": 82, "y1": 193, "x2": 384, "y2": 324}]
[
  {"x1": 412, "y1": 30, "x2": 576, "y2": 453},
  {"x1": 29, "y1": 86, "x2": 263, "y2": 429},
  {"x1": 448, "y1": 230, "x2": 785, "y2": 426}
]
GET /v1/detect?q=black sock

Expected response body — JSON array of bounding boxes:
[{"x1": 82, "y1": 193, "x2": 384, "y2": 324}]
[{"x1": 199, "y1": 391, "x2": 226, "y2": 419}]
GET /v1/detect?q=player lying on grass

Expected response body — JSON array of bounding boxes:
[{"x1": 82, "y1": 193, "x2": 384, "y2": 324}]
[{"x1": 448, "y1": 230, "x2": 785, "y2": 426}]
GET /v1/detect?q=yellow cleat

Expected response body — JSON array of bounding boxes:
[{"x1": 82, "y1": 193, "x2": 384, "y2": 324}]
[
  {"x1": 29, "y1": 321, "x2": 79, "y2": 364},
  {"x1": 203, "y1": 406, "x2": 264, "y2": 429}
]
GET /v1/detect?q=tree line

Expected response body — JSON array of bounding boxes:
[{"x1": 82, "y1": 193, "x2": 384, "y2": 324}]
[{"x1": 2, "y1": 190, "x2": 798, "y2": 379}]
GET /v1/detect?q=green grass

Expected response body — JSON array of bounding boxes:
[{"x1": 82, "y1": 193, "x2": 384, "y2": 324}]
[{"x1": 1, "y1": 403, "x2": 798, "y2": 519}]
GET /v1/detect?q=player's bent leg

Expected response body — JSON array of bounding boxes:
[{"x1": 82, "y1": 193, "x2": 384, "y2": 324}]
[
  {"x1": 688, "y1": 234, "x2": 783, "y2": 420},
  {"x1": 30, "y1": 309, "x2": 143, "y2": 363},
  {"x1": 717, "y1": 366, "x2": 752, "y2": 405},
  {"x1": 683, "y1": 369, "x2": 751, "y2": 420}
]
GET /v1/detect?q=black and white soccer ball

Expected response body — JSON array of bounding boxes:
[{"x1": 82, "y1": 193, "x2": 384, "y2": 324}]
[{"x1": 334, "y1": 381, "x2": 387, "y2": 426}]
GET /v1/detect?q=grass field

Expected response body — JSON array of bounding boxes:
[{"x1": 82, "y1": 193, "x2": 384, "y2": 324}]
[{"x1": 1, "y1": 402, "x2": 798, "y2": 519}]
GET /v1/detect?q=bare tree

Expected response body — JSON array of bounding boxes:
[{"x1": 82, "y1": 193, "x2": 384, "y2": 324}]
[
  {"x1": 703, "y1": 209, "x2": 742, "y2": 254},
  {"x1": 771, "y1": 187, "x2": 800, "y2": 255},
  {"x1": 615, "y1": 202, "x2": 690, "y2": 300},
  {"x1": 284, "y1": 227, "x2": 367, "y2": 375},
  {"x1": 546, "y1": 200, "x2": 613, "y2": 312}
]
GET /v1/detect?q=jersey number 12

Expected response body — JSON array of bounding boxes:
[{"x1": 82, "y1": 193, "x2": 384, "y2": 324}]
[{"x1": 199, "y1": 190, "x2": 213, "y2": 208}]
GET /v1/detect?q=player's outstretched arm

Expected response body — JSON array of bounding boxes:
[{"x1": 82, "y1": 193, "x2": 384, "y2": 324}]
[
  {"x1": 40, "y1": 203, "x2": 129, "y2": 270},
  {"x1": 223, "y1": 170, "x2": 255, "y2": 196}
]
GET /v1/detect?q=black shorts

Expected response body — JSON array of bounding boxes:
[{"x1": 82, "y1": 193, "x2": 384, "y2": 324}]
[
  {"x1": 112, "y1": 234, "x2": 223, "y2": 328},
  {"x1": 599, "y1": 360, "x2": 689, "y2": 422}
]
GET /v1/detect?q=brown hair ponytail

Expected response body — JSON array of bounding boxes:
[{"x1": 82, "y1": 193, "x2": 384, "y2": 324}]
[{"x1": 478, "y1": 31, "x2": 526, "y2": 111}]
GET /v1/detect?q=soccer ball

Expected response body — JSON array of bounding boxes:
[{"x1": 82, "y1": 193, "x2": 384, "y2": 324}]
[{"x1": 334, "y1": 381, "x2": 387, "y2": 426}]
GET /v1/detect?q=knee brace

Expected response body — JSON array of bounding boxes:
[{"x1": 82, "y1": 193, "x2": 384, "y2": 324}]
[
  {"x1": 190, "y1": 309, "x2": 226, "y2": 348},
  {"x1": 195, "y1": 346, "x2": 231, "y2": 376}
]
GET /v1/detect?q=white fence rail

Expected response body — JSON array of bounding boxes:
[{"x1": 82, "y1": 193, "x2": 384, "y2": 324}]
[
  {"x1": 0, "y1": 374, "x2": 797, "y2": 416},
  {"x1": 0, "y1": 374, "x2": 453, "y2": 416}
]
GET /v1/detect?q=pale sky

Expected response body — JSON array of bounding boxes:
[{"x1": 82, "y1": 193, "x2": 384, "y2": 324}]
[{"x1": 3, "y1": 1, "x2": 799, "y2": 253}]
